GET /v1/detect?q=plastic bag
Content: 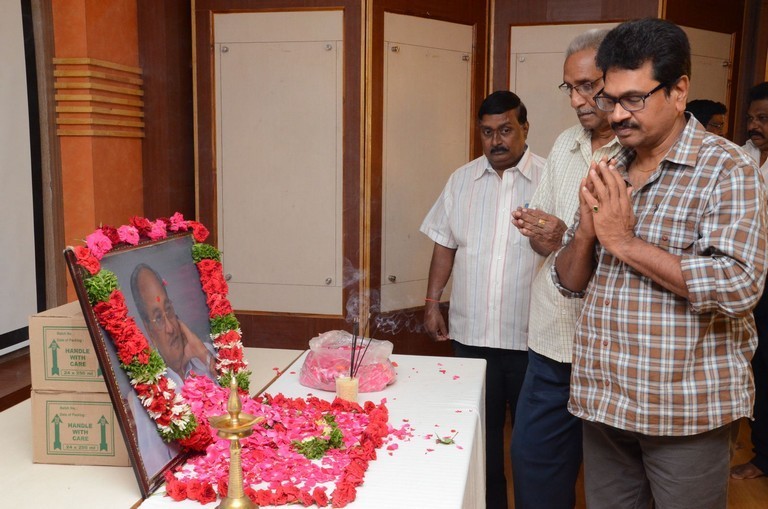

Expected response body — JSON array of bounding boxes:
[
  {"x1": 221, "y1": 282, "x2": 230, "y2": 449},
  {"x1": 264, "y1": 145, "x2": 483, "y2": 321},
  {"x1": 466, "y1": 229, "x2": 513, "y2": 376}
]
[{"x1": 299, "y1": 330, "x2": 397, "y2": 392}]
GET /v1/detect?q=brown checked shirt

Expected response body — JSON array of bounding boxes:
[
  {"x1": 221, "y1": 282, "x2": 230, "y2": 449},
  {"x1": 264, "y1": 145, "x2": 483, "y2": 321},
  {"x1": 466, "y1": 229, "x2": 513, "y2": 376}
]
[{"x1": 554, "y1": 116, "x2": 768, "y2": 436}]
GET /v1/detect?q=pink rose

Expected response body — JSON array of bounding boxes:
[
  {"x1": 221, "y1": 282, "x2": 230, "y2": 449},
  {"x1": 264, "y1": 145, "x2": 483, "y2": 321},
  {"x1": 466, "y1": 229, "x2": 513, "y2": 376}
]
[
  {"x1": 148, "y1": 220, "x2": 167, "y2": 240},
  {"x1": 169, "y1": 212, "x2": 189, "y2": 231},
  {"x1": 117, "y1": 225, "x2": 140, "y2": 245},
  {"x1": 85, "y1": 229, "x2": 113, "y2": 259}
]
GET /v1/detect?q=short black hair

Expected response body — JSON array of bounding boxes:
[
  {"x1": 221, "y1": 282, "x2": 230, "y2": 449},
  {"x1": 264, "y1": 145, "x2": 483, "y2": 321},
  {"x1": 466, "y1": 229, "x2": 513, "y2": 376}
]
[
  {"x1": 478, "y1": 90, "x2": 527, "y2": 124},
  {"x1": 596, "y1": 18, "x2": 691, "y2": 93},
  {"x1": 686, "y1": 99, "x2": 727, "y2": 126},
  {"x1": 748, "y1": 82, "x2": 768, "y2": 105},
  {"x1": 130, "y1": 263, "x2": 165, "y2": 322}
]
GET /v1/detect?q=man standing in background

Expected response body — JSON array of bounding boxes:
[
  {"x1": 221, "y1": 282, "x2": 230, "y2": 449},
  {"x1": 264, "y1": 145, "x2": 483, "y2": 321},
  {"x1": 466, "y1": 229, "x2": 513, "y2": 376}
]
[
  {"x1": 732, "y1": 81, "x2": 768, "y2": 481},
  {"x1": 510, "y1": 29, "x2": 620, "y2": 509},
  {"x1": 421, "y1": 90, "x2": 545, "y2": 508}
]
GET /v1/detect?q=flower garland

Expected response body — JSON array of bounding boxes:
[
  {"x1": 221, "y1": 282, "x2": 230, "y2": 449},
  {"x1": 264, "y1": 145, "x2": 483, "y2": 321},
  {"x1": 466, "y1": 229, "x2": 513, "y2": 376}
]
[
  {"x1": 164, "y1": 375, "x2": 392, "y2": 507},
  {"x1": 72, "y1": 213, "x2": 250, "y2": 450}
]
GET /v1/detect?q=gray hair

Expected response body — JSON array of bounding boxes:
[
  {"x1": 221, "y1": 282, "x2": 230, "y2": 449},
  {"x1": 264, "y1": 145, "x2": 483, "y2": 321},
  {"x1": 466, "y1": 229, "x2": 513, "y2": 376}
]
[{"x1": 565, "y1": 29, "x2": 610, "y2": 58}]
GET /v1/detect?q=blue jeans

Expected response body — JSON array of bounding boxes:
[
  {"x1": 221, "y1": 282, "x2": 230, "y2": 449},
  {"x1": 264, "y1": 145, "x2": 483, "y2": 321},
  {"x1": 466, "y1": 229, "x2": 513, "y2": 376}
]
[
  {"x1": 511, "y1": 349, "x2": 582, "y2": 509},
  {"x1": 452, "y1": 341, "x2": 528, "y2": 509}
]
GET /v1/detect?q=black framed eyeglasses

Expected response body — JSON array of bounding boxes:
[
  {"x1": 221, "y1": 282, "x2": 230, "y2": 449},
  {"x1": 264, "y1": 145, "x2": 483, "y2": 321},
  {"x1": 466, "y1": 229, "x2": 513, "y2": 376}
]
[
  {"x1": 557, "y1": 77, "x2": 602, "y2": 98},
  {"x1": 593, "y1": 82, "x2": 668, "y2": 112}
]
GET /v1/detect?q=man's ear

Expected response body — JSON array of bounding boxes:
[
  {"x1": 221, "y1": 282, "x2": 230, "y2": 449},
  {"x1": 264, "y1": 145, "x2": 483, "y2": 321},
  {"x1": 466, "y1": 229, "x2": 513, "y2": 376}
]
[
  {"x1": 522, "y1": 121, "x2": 530, "y2": 139},
  {"x1": 672, "y1": 75, "x2": 690, "y2": 113}
]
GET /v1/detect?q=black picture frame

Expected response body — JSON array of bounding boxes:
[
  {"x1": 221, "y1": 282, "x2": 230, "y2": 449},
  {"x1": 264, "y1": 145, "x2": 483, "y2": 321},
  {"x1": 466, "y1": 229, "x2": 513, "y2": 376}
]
[{"x1": 64, "y1": 232, "x2": 218, "y2": 497}]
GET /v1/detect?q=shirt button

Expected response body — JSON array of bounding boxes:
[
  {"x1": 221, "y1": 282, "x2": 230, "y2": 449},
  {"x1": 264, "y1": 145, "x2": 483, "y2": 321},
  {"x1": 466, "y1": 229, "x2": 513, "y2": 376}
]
[
  {"x1": 662, "y1": 235, "x2": 669, "y2": 241},
  {"x1": 604, "y1": 299, "x2": 610, "y2": 306},
  {"x1": 603, "y1": 340, "x2": 608, "y2": 347},
  {"x1": 604, "y1": 380, "x2": 610, "y2": 387}
]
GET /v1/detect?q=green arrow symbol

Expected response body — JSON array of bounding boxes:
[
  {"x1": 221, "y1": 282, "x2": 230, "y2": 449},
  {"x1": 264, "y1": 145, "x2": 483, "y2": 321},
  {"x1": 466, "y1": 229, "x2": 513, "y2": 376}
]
[
  {"x1": 49, "y1": 340, "x2": 60, "y2": 376},
  {"x1": 51, "y1": 414, "x2": 62, "y2": 450},
  {"x1": 98, "y1": 415, "x2": 109, "y2": 451}
]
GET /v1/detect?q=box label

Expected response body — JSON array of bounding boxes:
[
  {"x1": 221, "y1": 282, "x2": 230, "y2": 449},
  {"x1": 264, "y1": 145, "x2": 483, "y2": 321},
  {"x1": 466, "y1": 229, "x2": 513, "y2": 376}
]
[
  {"x1": 42, "y1": 326, "x2": 104, "y2": 383},
  {"x1": 44, "y1": 400, "x2": 118, "y2": 457}
]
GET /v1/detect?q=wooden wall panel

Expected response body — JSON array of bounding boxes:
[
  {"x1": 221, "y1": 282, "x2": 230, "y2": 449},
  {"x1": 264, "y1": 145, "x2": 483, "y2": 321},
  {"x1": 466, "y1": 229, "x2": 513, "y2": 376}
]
[
  {"x1": 491, "y1": 0, "x2": 659, "y2": 90},
  {"x1": 194, "y1": 0, "x2": 364, "y2": 352},
  {"x1": 137, "y1": 0, "x2": 195, "y2": 220}
]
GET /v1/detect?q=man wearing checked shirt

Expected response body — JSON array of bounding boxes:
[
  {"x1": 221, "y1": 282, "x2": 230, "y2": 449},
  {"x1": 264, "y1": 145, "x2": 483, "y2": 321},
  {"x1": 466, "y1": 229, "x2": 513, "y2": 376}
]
[{"x1": 554, "y1": 19, "x2": 767, "y2": 508}]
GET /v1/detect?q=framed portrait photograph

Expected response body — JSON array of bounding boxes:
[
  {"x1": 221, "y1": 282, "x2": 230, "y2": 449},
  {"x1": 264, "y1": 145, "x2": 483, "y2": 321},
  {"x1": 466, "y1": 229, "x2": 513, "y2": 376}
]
[{"x1": 64, "y1": 223, "x2": 243, "y2": 498}]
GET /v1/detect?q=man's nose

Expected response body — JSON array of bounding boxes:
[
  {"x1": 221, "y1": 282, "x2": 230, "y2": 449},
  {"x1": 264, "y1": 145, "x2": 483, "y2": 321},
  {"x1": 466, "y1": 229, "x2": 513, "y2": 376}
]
[
  {"x1": 491, "y1": 130, "x2": 503, "y2": 144},
  {"x1": 570, "y1": 90, "x2": 587, "y2": 109},
  {"x1": 164, "y1": 315, "x2": 175, "y2": 333},
  {"x1": 747, "y1": 117, "x2": 761, "y2": 130},
  {"x1": 610, "y1": 104, "x2": 631, "y2": 124}
]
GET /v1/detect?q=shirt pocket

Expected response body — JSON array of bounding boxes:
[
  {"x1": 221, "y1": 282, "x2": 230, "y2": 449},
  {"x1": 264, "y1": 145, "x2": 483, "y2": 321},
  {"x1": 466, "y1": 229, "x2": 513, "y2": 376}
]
[{"x1": 649, "y1": 216, "x2": 698, "y2": 255}]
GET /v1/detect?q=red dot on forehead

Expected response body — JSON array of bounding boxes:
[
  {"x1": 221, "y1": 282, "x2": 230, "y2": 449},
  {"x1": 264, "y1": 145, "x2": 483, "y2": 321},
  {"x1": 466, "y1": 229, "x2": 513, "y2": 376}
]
[{"x1": 156, "y1": 296, "x2": 161, "y2": 303}]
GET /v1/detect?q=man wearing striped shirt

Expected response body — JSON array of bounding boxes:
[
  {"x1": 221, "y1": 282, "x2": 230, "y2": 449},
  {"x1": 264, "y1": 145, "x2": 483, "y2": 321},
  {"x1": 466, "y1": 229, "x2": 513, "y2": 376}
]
[
  {"x1": 509, "y1": 29, "x2": 620, "y2": 509},
  {"x1": 421, "y1": 90, "x2": 545, "y2": 509},
  {"x1": 554, "y1": 19, "x2": 767, "y2": 508}
]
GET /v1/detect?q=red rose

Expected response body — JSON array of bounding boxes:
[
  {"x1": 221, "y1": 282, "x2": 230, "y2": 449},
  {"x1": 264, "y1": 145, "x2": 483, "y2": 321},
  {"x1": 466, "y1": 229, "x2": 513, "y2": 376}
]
[
  {"x1": 208, "y1": 294, "x2": 233, "y2": 318},
  {"x1": 185, "y1": 479, "x2": 204, "y2": 501},
  {"x1": 188, "y1": 221, "x2": 210, "y2": 242},
  {"x1": 164, "y1": 472, "x2": 188, "y2": 501},
  {"x1": 331, "y1": 482, "x2": 357, "y2": 508},
  {"x1": 73, "y1": 246, "x2": 101, "y2": 275},
  {"x1": 100, "y1": 225, "x2": 121, "y2": 245},
  {"x1": 251, "y1": 489, "x2": 274, "y2": 506},
  {"x1": 313, "y1": 487, "x2": 329, "y2": 507},
  {"x1": 214, "y1": 330, "x2": 241, "y2": 347},
  {"x1": 180, "y1": 420, "x2": 214, "y2": 452},
  {"x1": 130, "y1": 215, "x2": 153, "y2": 236},
  {"x1": 218, "y1": 347, "x2": 243, "y2": 362}
]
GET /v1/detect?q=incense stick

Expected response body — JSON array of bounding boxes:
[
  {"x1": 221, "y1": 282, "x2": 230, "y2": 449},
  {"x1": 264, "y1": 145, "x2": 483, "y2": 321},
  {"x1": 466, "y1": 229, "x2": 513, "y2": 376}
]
[{"x1": 349, "y1": 320, "x2": 358, "y2": 378}]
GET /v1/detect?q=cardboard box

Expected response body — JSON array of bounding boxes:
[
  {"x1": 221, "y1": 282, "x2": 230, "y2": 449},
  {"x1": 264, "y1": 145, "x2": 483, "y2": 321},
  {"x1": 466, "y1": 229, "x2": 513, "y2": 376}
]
[
  {"x1": 29, "y1": 301, "x2": 108, "y2": 392},
  {"x1": 31, "y1": 390, "x2": 130, "y2": 466}
]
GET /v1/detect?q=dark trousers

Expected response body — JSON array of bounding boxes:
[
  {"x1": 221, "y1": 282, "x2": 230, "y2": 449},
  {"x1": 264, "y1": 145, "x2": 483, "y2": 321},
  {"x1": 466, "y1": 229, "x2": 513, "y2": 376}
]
[
  {"x1": 511, "y1": 349, "x2": 582, "y2": 509},
  {"x1": 453, "y1": 341, "x2": 528, "y2": 509},
  {"x1": 750, "y1": 291, "x2": 768, "y2": 472}
]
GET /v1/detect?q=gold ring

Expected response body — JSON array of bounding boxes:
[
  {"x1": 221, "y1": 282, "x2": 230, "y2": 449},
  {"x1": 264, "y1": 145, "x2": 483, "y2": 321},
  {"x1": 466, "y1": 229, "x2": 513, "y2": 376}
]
[
  {"x1": 592, "y1": 205, "x2": 599, "y2": 213},
  {"x1": 538, "y1": 218, "x2": 547, "y2": 225}
]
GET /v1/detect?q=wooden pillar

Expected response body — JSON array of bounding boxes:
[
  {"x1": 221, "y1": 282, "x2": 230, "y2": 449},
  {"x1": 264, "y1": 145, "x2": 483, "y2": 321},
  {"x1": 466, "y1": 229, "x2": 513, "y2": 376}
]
[{"x1": 51, "y1": 0, "x2": 144, "y2": 299}]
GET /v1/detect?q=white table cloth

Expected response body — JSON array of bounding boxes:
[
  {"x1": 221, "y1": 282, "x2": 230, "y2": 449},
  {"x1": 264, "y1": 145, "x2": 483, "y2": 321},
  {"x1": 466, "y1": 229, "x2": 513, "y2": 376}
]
[
  {"x1": 141, "y1": 352, "x2": 487, "y2": 509},
  {"x1": 2, "y1": 349, "x2": 486, "y2": 508}
]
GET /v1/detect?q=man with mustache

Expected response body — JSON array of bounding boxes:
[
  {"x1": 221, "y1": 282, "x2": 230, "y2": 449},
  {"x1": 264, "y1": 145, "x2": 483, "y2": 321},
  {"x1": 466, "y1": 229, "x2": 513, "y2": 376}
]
[
  {"x1": 731, "y1": 81, "x2": 768, "y2": 481},
  {"x1": 509, "y1": 29, "x2": 620, "y2": 509},
  {"x1": 553, "y1": 18, "x2": 767, "y2": 508},
  {"x1": 421, "y1": 90, "x2": 545, "y2": 508},
  {"x1": 130, "y1": 263, "x2": 217, "y2": 385}
]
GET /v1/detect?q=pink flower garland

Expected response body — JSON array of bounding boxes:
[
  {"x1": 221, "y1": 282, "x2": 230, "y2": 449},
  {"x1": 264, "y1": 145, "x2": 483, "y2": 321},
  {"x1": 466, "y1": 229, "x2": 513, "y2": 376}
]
[
  {"x1": 73, "y1": 213, "x2": 247, "y2": 450},
  {"x1": 166, "y1": 375, "x2": 392, "y2": 507}
]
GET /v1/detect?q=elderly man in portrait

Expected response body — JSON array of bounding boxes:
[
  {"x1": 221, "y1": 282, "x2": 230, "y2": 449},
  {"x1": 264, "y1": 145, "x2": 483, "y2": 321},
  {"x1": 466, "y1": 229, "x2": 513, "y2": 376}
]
[
  {"x1": 553, "y1": 18, "x2": 767, "y2": 508},
  {"x1": 510, "y1": 28, "x2": 620, "y2": 509},
  {"x1": 124, "y1": 262, "x2": 217, "y2": 476},
  {"x1": 130, "y1": 262, "x2": 217, "y2": 385}
]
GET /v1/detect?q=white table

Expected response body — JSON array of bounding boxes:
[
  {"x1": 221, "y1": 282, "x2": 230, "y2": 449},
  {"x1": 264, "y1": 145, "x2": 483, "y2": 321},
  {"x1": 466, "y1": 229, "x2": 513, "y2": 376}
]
[
  {"x1": 0, "y1": 348, "x2": 305, "y2": 509},
  {"x1": 3, "y1": 349, "x2": 486, "y2": 508},
  {"x1": 140, "y1": 352, "x2": 487, "y2": 509}
]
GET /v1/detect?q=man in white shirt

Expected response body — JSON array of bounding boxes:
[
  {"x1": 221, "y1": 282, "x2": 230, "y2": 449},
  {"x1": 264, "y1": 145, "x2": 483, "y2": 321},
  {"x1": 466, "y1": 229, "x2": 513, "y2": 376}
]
[
  {"x1": 421, "y1": 90, "x2": 545, "y2": 509},
  {"x1": 509, "y1": 30, "x2": 620, "y2": 509},
  {"x1": 732, "y1": 81, "x2": 768, "y2": 481}
]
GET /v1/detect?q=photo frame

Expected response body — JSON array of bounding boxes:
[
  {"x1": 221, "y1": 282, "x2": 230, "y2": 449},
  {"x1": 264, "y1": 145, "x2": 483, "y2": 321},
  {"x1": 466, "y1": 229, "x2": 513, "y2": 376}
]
[{"x1": 64, "y1": 217, "x2": 249, "y2": 498}]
